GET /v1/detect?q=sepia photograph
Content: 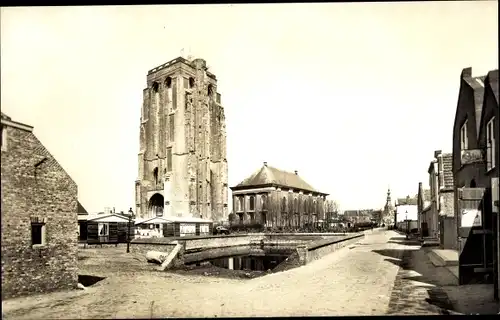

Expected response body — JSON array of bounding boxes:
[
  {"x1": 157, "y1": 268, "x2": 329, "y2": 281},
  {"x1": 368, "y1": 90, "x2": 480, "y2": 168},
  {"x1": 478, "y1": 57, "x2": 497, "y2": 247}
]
[{"x1": 1, "y1": 1, "x2": 499, "y2": 318}]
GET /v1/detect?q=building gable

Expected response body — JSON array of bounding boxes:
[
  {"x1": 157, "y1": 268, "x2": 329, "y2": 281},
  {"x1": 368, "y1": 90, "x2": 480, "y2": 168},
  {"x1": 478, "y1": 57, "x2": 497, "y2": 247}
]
[
  {"x1": 478, "y1": 69, "x2": 499, "y2": 143},
  {"x1": 452, "y1": 67, "x2": 487, "y2": 175}
]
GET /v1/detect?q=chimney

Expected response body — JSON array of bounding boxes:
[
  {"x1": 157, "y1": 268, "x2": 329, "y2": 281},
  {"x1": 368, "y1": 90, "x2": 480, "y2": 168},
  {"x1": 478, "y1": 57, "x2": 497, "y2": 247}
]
[
  {"x1": 294, "y1": 170, "x2": 298, "y2": 175},
  {"x1": 461, "y1": 67, "x2": 472, "y2": 79},
  {"x1": 263, "y1": 162, "x2": 267, "y2": 167}
]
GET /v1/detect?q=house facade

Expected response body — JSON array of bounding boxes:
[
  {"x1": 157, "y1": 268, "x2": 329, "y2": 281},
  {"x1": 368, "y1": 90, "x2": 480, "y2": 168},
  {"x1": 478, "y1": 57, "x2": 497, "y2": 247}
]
[
  {"x1": 135, "y1": 56, "x2": 228, "y2": 222},
  {"x1": 417, "y1": 182, "x2": 431, "y2": 237},
  {"x1": 451, "y1": 67, "x2": 499, "y2": 294},
  {"x1": 425, "y1": 151, "x2": 455, "y2": 248},
  {"x1": 343, "y1": 209, "x2": 374, "y2": 226},
  {"x1": 230, "y1": 162, "x2": 328, "y2": 229},
  {"x1": 1, "y1": 113, "x2": 79, "y2": 299},
  {"x1": 476, "y1": 69, "x2": 499, "y2": 298}
]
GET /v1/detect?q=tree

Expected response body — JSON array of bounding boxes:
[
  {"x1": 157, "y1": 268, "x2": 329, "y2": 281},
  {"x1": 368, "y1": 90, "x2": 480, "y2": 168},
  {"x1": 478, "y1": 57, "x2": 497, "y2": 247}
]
[{"x1": 324, "y1": 200, "x2": 340, "y2": 221}]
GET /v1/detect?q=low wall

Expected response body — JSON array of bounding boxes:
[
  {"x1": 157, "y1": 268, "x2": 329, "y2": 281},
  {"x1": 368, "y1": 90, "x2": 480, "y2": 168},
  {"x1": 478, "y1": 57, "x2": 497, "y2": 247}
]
[
  {"x1": 81, "y1": 243, "x2": 126, "y2": 249},
  {"x1": 306, "y1": 233, "x2": 363, "y2": 263},
  {"x1": 129, "y1": 232, "x2": 363, "y2": 267},
  {"x1": 183, "y1": 235, "x2": 258, "y2": 252},
  {"x1": 130, "y1": 238, "x2": 180, "y2": 257}
]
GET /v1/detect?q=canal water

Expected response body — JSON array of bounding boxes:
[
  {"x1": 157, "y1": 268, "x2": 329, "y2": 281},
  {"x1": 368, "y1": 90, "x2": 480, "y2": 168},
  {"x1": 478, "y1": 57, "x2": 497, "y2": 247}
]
[{"x1": 209, "y1": 253, "x2": 291, "y2": 271}]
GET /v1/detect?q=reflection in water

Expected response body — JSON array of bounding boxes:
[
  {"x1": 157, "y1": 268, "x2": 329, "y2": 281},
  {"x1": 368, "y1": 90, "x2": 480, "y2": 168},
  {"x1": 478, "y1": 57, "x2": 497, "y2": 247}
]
[{"x1": 209, "y1": 253, "x2": 291, "y2": 271}]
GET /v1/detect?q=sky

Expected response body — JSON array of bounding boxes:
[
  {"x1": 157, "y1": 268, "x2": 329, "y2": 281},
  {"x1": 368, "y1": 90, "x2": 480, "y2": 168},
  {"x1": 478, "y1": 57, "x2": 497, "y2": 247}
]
[{"x1": 1, "y1": 2, "x2": 498, "y2": 213}]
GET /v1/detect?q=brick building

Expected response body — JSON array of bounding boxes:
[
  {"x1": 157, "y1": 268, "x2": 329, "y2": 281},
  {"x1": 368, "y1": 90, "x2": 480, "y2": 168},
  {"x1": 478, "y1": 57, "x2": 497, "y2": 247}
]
[
  {"x1": 423, "y1": 151, "x2": 455, "y2": 247},
  {"x1": 135, "y1": 56, "x2": 228, "y2": 222},
  {"x1": 451, "y1": 67, "x2": 499, "y2": 293},
  {"x1": 417, "y1": 182, "x2": 431, "y2": 236},
  {"x1": 343, "y1": 209, "x2": 374, "y2": 226},
  {"x1": 230, "y1": 162, "x2": 328, "y2": 229},
  {"x1": 1, "y1": 113, "x2": 79, "y2": 299}
]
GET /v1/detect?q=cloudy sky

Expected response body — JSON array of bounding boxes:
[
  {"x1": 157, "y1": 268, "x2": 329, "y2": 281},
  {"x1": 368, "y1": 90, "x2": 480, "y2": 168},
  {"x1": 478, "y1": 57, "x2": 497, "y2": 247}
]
[{"x1": 1, "y1": 2, "x2": 498, "y2": 213}]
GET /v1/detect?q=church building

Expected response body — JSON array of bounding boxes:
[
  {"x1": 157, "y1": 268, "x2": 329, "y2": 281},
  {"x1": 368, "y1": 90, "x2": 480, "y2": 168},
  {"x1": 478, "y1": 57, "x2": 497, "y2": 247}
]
[
  {"x1": 230, "y1": 162, "x2": 328, "y2": 228},
  {"x1": 135, "y1": 56, "x2": 228, "y2": 222}
]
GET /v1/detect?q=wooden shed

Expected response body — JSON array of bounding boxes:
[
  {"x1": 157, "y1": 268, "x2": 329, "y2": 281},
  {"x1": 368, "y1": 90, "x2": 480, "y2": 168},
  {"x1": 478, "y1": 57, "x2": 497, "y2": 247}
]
[
  {"x1": 86, "y1": 213, "x2": 135, "y2": 244},
  {"x1": 136, "y1": 216, "x2": 213, "y2": 238}
]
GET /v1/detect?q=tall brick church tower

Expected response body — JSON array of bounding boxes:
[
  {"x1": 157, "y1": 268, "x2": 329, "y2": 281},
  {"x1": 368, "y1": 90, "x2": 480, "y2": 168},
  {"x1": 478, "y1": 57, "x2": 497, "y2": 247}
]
[{"x1": 135, "y1": 56, "x2": 228, "y2": 222}]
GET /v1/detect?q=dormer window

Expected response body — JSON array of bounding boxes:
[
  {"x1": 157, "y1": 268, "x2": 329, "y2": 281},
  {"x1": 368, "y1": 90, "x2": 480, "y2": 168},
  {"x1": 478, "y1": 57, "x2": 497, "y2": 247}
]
[{"x1": 460, "y1": 120, "x2": 468, "y2": 151}]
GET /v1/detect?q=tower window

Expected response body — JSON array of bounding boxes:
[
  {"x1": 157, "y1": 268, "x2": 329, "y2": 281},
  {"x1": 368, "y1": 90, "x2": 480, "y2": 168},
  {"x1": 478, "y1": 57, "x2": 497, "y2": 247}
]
[
  {"x1": 208, "y1": 84, "x2": 214, "y2": 96},
  {"x1": 167, "y1": 148, "x2": 172, "y2": 172},
  {"x1": 152, "y1": 82, "x2": 159, "y2": 93},
  {"x1": 189, "y1": 77, "x2": 195, "y2": 88},
  {"x1": 165, "y1": 77, "x2": 172, "y2": 89},
  {"x1": 153, "y1": 167, "x2": 158, "y2": 186},
  {"x1": 169, "y1": 114, "x2": 175, "y2": 141}
]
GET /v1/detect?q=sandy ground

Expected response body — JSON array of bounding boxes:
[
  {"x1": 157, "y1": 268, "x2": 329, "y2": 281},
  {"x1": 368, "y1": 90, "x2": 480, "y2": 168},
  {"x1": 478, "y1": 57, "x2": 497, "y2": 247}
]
[{"x1": 2, "y1": 229, "x2": 450, "y2": 318}]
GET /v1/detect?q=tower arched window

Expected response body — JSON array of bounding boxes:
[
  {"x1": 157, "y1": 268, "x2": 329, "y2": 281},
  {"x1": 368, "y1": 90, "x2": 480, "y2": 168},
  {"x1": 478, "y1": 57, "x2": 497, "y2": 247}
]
[
  {"x1": 152, "y1": 82, "x2": 159, "y2": 93},
  {"x1": 249, "y1": 196, "x2": 255, "y2": 211},
  {"x1": 208, "y1": 84, "x2": 214, "y2": 96},
  {"x1": 152, "y1": 82, "x2": 160, "y2": 108},
  {"x1": 189, "y1": 77, "x2": 195, "y2": 88},
  {"x1": 165, "y1": 76, "x2": 172, "y2": 89}
]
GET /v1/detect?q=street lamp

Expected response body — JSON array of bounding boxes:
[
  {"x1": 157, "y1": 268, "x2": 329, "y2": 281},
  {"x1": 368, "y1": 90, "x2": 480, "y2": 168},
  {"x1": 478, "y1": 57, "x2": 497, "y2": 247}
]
[{"x1": 126, "y1": 207, "x2": 135, "y2": 253}]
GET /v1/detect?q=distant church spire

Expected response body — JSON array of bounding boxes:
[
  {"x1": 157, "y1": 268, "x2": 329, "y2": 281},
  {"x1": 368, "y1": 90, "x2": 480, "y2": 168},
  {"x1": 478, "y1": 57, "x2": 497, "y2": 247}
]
[{"x1": 386, "y1": 187, "x2": 392, "y2": 204}]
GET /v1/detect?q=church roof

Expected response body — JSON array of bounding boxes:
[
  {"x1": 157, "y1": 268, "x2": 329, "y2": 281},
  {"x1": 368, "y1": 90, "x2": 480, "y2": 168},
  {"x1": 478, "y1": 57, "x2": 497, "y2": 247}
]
[{"x1": 231, "y1": 163, "x2": 326, "y2": 195}]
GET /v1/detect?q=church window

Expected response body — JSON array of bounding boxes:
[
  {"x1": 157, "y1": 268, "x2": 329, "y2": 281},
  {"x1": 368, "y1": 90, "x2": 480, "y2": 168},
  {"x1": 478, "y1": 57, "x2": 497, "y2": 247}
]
[
  {"x1": 189, "y1": 77, "x2": 195, "y2": 88},
  {"x1": 236, "y1": 196, "x2": 243, "y2": 212},
  {"x1": 249, "y1": 196, "x2": 255, "y2": 211},
  {"x1": 208, "y1": 84, "x2": 214, "y2": 96},
  {"x1": 261, "y1": 195, "x2": 267, "y2": 211}
]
